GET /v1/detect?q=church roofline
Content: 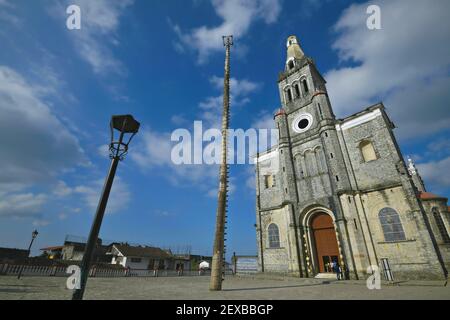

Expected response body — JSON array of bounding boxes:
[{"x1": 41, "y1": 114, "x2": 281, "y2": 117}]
[
  {"x1": 418, "y1": 191, "x2": 448, "y2": 202},
  {"x1": 337, "y1": 102, "x2": 385, "y2": 123},
  {"x1": 252, "y1": 146, "x2": 278, "y2": 161}
]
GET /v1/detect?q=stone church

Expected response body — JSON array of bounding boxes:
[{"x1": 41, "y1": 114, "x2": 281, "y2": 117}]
[{"x1": 255, "y1": 35, "x2": 450, "y2": 280}]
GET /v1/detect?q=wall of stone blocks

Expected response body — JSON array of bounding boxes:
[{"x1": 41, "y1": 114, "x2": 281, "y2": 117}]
[
  {"x1": 421, "y1": 199, "x2": 450, "y2": 273},
  {"x1": 338, "y1": 110, "x2": 403, "y2": 192},
  {"x1": 361, "y1": 186, "x2": 445, "y2": 280},
  {"x1": 259, "y1": 206, "x2": 291, "y2": 273}
]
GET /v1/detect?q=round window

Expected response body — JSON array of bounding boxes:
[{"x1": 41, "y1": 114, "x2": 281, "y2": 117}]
[{"x1": 292, "y1": 113, "x2": 313, "y2": 133}]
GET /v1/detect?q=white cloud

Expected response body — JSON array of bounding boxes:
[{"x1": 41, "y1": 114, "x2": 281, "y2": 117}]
[
  {"x1": 154, "y1": 209, "x2": 173, "y2": 218},
  {"x1": 417, "y1": 156, "x2": 450, "y2": 191},
  {"x1": 0, "y1": 193, "x2": 47, "y2": 218},
  {"x1": 172, "y1": 0, "x2": 281, "y2": 63},
  {"x1": 131, "y1": 73, "x2": 260, "y2": 191},
  {"x1": 97, "y1": 144, "x2": 110, "y2": 158},
  {"x1": 199, "y1": 76, "x2": 260, "y2": 129},
  {"x1": 0, "y1": 0, "x2": 21, "y2": 26},
  {"x1": 0, "y1": 0, "x2": 12, "y2": 6},
  {"x1": 74, "y1": 176, "x2": 131, "y2": 214},
  {"x1": 325, "y1": 0, "x2": 450, "y2": 140},
  {"x1": 0, "y1": 66, "x2": 86, "y2": 193},
  {"x1": 33, "y1": 218, "x2": 51, "y2": 227},
  {"x1": 58, "y1": 213, "x2": 68, "y2": 220},
  {"x1": 52, "y1": 0, "x2": 133, "y2": 75},
  {"x1": 251, "y1": 110, "x2": 275, "y2": 131},
  {"x1": 131, "y1": 130, "x2": 174, "y2": 169},
  {"x1": 130, "y1": 127, "x2": 221, "y2": 192},
  {"x1": 171, "y1": 114, "x2": 189, "y2": 126},
  {"x1": 53, "y1": 180, "x2": 73, "y2": 197}
]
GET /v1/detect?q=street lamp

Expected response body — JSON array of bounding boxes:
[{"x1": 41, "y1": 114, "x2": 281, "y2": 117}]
[
  {"x1": 72, "y1": 114, "x2": 140, "y2": 300},
  {"x1": 17, "y1": 229, "x2": 38, "y2": 279}
]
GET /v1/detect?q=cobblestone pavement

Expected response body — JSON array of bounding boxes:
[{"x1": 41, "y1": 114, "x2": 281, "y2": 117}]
[{"x1": 0, "y1": 275, "x2": 449, "y2": 300}]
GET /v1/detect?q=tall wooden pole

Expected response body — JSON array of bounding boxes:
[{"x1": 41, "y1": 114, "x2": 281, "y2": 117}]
[{"x1": 210, "y1": 35, "x2": 233, "y2": 291}]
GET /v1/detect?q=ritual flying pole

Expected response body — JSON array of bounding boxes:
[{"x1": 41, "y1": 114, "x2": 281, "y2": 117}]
[{"x1": 210, "y1": 35, "x2": 233, "y2": 291}]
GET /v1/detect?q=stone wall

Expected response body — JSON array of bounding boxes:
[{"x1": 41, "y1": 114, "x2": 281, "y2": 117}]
[
  {"x1": 259, "y1": 206, "x2": 290, "y2": 273},
  {"x1": 360, "y1": 186, "x2": 445, "y2": 280}
]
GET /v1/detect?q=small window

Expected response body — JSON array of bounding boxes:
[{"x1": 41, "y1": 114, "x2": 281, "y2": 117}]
[
  {"x1": 264, "y1": 175, "x2": 275, "y2": 188},
  {"x1": 295, "y1": 84, "x2": 300, "y2": 97},
  {"x1": 302, "y1": 79, "x2": 309, "y2": 94},
  {"x1": 130, "y1": 257, "x2": 142, "y2": 263},
  {"x1": 379, "y1": 208, "x2": 406, "y2": 242},
  {"x1": 360, "y1": 140, "x2": 377, "y2": 162},
  {"x1": 268, "y1": 224, "x2": 280, "y2": 248},
  {"x1": 432, "y1": 207, "x2": 450, "y2": 243},
  {"x1": 318, "y1": 103, "x2": 323, "y2": 117}
]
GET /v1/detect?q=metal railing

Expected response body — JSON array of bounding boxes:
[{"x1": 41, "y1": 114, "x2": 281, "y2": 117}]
[{"x1": 0, "y1": 264, "x2": 233, "y2": 278}]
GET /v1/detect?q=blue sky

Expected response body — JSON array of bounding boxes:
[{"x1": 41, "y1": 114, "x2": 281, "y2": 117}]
[{"x1": 0, "y1": 0, "x2": 449, "y2": 258}]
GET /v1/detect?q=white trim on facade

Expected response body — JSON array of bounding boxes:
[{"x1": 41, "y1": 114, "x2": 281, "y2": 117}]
[{"x1": 336, "y1": 109, "x2": 382, "y2": 131}]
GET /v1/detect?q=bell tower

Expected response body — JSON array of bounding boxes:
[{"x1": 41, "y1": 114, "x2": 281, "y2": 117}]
[
  {"x1": 277, "y1": 36, "x2": 334, "y2": 121},
  {"x1": 285, "y1": 35, "x2": 305, "y2": 71}
]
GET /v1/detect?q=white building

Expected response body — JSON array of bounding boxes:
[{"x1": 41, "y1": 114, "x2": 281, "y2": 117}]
[{"x1": 108, "y1": 244, "x2": 173, "y2": 270}]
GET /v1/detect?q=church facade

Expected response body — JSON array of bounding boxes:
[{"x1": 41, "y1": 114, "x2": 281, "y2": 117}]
[{"x1": 255, "y1": 36, "x2": 450, "y2": 280}]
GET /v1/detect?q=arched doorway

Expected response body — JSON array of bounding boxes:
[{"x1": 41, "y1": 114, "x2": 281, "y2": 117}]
[{"x1": 311, "y1": 213, "x2": 339, "y2": 273}]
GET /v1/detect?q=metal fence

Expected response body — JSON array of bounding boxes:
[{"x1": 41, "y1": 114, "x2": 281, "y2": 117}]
[
  {"x1": 0, "y1": 264, "x2": 233, "y2": 278},
  {"x1": 232, "y1": 255, "x2": 258, "y2": 274}
]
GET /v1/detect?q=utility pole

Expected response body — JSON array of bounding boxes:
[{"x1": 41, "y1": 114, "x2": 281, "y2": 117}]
[{"x1": 210, "y1": 35, "x2": 233, "y2": 291}]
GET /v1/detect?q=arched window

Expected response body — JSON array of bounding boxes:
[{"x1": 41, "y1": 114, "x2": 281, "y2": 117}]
[
  {"x1": 288, "y1": 60, "x2": 295, "y2": 70},
  {"x1": 360, "y1": 140, "x2": 377, "y2": 162},
  {"x1": 432, "y1": 207, "x2": 450, "y2": 243},
  {"x1": 294, "y1": 83, "x2": 300, "y2": 97},
  {"x1": 379, "y1": 208, "x2": 406, "y2": 242},
  {"x1": 302, "y1": 79, "x2": 309, "y2": 94},
  {"x1": 286, "y1": 89, "x2": 293, "y2": 102},
  {"x1": 268, "y1": 223, "x2": 280, "y2": 248}
]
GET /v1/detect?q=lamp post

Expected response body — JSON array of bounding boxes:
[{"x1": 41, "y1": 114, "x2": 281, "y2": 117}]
[
  {"x1": 17, "y1": 229, "x2": 38, "y2": 279},
  {"x1": 72, "y1": 115, "x2": 140, "y2": 300}
]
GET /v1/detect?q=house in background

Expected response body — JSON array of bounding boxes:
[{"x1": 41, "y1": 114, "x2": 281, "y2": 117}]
[
  {"x1": 40, "y1": 238, "x2": 111, "y2": 263},
  {"x1": 39, "y1": 246, "x2": 64, "y2": 260},
  {"x1": 108, "y1": 244, "x2": 173, "y2": 270},
  {"x1": 0, "y1": 247, "x2": 29, "y2": 264}
]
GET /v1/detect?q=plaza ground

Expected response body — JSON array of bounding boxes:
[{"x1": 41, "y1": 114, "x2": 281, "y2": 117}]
[{"x1": 0, "y1": 275, "x2": 449, "y2": 300}]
